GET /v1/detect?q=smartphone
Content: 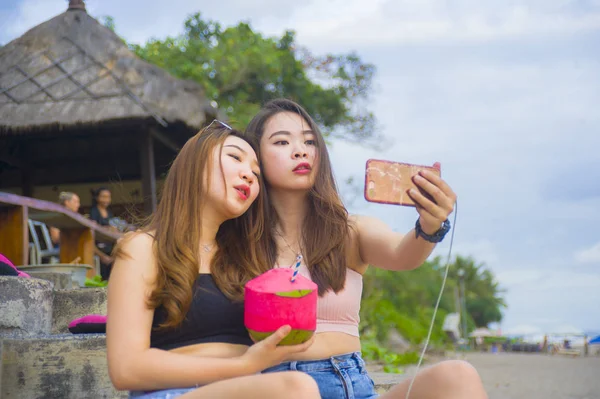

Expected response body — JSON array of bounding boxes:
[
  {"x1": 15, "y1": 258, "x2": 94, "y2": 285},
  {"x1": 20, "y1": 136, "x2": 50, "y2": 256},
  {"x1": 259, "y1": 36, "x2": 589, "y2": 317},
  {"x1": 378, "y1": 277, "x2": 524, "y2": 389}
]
[{"x1": 364, "y1": 159, "x2": 441, "y2": 207}]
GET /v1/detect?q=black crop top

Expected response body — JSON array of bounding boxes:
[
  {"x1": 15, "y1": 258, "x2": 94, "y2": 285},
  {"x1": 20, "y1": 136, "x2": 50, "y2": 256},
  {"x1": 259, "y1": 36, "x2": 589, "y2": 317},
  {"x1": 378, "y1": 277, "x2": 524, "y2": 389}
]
[{"x1": 150, "y1": 274, "x2": 253, "y2": 350}]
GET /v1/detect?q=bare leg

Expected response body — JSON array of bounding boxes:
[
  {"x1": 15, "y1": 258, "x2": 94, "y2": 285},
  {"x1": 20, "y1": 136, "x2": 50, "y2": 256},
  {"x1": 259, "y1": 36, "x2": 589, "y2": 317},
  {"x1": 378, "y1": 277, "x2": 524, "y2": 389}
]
[
  {"x1": 380, "y1": 360, "x2": 488, "y2": 399},
  {"x1": 178, "y1": 371, "x2": 320, "y2": 399}
]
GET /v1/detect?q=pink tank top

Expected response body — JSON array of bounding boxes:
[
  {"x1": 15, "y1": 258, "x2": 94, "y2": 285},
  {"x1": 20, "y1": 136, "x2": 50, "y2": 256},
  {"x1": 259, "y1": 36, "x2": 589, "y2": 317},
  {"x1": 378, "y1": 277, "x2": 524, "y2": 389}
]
[{"x1": 275, "y1": 262, "x2": 362, "y2": 337}]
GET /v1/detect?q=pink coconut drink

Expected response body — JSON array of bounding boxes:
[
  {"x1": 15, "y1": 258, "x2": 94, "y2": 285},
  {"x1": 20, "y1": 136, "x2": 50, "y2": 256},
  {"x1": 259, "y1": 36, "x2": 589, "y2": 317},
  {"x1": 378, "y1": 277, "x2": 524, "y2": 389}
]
[{"x1": 244, "y1": 265, "x2": 317, "y2": 346}]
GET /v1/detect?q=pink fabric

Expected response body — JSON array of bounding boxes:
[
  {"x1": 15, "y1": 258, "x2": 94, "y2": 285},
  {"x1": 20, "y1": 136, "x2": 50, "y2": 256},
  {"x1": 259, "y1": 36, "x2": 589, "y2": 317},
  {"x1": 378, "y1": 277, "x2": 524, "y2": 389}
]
[
  {"x1": 68, "y1": 314, "x2": 107, "y2": 328},
  {"x1": 0, "y1": 254, "x2": 31, "y2": 278}
]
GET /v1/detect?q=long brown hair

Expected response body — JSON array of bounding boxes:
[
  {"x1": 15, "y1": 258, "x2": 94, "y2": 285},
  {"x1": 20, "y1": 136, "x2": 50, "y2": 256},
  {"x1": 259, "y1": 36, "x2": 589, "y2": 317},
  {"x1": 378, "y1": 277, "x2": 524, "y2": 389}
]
[
  {"x1": 245, "y1": 99, "x2": 350, "y2": 296},
  {"x1": 114, "y1": 124, "x2": 271, "y2": 329}
]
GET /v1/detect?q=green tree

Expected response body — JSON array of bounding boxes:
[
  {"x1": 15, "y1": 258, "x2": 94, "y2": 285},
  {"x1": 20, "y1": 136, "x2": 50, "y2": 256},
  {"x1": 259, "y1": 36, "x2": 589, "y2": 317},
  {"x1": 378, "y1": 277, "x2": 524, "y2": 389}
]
[
  {"x1": 449, "y1": 256, "x2": 506, "y2": 327},
  {"x1": 101, "y1": 16, "x2": 116, "y2": 32},
  {"x1": 127, "y1": 13, "x2": 378, "y2": 142},
  {"x1": 360, "y1": 255, "x2": 506, "y2": 346}
]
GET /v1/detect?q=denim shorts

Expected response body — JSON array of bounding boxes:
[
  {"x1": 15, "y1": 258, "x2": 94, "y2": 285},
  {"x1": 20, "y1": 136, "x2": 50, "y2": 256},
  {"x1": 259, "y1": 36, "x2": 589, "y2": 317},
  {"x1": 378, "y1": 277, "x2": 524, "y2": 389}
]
[
  {"x1": 129, "y1": 387, "x2": 196, "y2": 399},
  {"x1": 263, "y1": 352, "x2": 379, "y2": 399}
]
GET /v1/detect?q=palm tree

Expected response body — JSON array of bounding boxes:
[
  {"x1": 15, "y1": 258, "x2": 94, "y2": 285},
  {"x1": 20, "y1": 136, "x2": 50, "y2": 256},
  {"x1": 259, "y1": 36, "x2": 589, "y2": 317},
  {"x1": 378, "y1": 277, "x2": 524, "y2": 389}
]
[{"x1": 451, "y1": 256, "x2": 507, "y2": 327}]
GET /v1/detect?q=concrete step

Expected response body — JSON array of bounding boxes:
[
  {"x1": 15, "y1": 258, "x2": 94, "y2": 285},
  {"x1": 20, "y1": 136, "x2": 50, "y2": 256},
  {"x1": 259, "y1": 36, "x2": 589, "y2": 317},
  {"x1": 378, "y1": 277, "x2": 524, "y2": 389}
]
[
  {"x1": 52, "y1": 288, "x2": 107, "y2": 334},
  {"x1": 0, "y1": 334, "x2": 125, "y2": 399},
  {"x1": 0, "y1": 275, "x2": 403, "y2": 396},
  {"x1": 27, "y1": 271, "x2": 74, "y2": 290},
  {"x1": 0, "y1": 277, "x2": 53, "y2": 337},
  {"x1": 0, "y1": 329, "x2": 403, "y2": 398}
]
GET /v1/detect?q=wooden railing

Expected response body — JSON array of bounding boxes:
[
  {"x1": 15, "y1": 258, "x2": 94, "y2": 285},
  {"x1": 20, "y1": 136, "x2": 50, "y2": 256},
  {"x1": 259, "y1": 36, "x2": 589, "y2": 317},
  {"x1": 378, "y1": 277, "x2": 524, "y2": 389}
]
[{"x1": 0, "y1": 192, "x2": 122, "y2": 277}]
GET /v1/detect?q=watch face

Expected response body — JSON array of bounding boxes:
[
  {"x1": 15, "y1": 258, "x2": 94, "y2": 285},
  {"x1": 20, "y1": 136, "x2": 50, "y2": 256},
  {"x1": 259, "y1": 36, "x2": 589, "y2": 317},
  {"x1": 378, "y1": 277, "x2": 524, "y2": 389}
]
[{"x1": 438, "y1": 221, "x2": 450, "y2": 235}]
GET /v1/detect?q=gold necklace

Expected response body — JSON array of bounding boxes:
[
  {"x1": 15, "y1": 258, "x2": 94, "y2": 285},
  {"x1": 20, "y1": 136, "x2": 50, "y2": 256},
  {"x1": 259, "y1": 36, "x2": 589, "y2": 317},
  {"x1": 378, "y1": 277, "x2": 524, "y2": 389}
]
[{"x1": 275, "y1": 230, "x2": 301, "y2": 264}]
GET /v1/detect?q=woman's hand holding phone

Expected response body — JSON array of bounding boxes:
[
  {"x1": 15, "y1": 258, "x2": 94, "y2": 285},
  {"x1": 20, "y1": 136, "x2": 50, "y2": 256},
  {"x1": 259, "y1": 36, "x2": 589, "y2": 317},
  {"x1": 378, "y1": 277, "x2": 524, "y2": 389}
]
[{"x1": 364, "y1": 160, "x2": 456, "y2": 234}]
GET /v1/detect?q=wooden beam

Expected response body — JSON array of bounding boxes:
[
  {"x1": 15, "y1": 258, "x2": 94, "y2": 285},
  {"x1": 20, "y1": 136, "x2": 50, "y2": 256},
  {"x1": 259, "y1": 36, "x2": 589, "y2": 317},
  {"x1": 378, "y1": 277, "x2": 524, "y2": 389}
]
[
  {"x1": 0, "y1": 160, "x2": 141, "y2": 187},
  {"x1": 20, "y1": 145, "x2": 33, "y2": 197},
  {"x1": 0, "y1": 146, "x2": 175, "y2": 188},
  {"x1": 21, "y1": 168, "x2": 33, "y2": 197},
  {"x1": 0, "y1": 192, "x2": 121, "y2": 244},
  {"x1": 0, "y1": 205, "x2": 28, "y2": 266},
  {"x1": 140, "y1": 130, "x2": 157, "y2": 215}
]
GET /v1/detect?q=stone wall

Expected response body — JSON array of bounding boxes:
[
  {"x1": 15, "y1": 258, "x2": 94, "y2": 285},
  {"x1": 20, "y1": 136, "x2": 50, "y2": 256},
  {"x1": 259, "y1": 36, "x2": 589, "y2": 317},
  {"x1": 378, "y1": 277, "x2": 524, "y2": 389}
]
[
  {"x1": 1, "y1": 275, "x2": 406, "y2": 398},
  {"x1": 0, "y1": 276, "x2": 123, "y2": 398}
]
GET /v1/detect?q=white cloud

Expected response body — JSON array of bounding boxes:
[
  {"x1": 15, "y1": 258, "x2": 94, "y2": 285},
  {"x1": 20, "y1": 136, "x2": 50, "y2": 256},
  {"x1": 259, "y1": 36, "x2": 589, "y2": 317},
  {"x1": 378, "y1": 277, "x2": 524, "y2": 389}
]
[
  {"x1": 5, "y1": 0, "x2": 600, "y2": 48},
  {"x1": 499, "y1": 269, "x2": 600, "y2": 291},
  {"x1": 575, "y1": 242, "x2": 600, "y2": 263},
  {"x1": 443, "y1": 239, "x2": 500, "y2": 265},
  {"x1": 552, "y1": 324, "x2": 584, "y2": 335},
  {"x1": 286, "y1": 0, "x2": 600, "y2": 47},
  {"x1": 496, "y1": 269, "x2": 546, "y2": 287},
  {"x1": 1, "y1": 1, "x2": 64, "y2": 43},
  {"x1": 504, "y1": 324, "x2": 542, "y2": 336},
  {"x1": 322, "y1": 19, "x2": 600, "y2": 333},
  {"x1": 498, "y1": 268, "x2": 600, "y2": 334},
  {"x1": 503, "y1": 323, "x2": 585, "y2": 342},
  {"x1": 0, "y1": 0, "x2": 307, "y2": 45}
]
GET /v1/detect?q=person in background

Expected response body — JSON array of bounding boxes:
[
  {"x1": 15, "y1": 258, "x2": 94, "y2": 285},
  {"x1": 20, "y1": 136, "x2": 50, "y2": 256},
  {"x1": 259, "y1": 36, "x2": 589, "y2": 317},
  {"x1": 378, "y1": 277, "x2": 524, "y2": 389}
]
[
  {"x1": 89, "y1": 187, "x2": 115, "y2": 280},
  {"x1": 49, "y1": 191, "x2": 81, "y2": 245}
]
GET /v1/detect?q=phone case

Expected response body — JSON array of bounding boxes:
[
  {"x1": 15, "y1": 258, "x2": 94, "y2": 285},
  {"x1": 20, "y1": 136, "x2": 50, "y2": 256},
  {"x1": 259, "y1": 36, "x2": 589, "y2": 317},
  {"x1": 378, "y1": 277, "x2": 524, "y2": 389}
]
[{"x1": 364, "y1": 159, "x2": 441, "y2": 207}]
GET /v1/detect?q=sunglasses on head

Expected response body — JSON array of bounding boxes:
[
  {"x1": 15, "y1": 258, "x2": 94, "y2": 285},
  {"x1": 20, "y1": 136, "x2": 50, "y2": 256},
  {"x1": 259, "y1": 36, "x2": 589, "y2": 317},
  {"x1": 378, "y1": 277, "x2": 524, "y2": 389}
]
[{"x1": 206, "y1": 119, "x2": 233, "y2": 130}]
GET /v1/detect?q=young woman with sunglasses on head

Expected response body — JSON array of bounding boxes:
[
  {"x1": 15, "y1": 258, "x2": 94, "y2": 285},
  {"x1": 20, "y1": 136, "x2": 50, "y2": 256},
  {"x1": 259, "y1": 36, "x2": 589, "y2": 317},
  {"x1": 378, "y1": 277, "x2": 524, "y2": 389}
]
[{"x1": 107, "y1": 121, "x2": 321, "y2": 399}]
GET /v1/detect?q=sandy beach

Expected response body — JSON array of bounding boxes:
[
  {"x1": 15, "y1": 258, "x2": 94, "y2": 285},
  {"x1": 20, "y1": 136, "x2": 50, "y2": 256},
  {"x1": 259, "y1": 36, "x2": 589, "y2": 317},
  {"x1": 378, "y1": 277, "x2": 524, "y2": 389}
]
[
  {"x1": 464, "y1": 352, "x2": 600, "y2": 399},
  {"x1": 370, "y1": 352, "x2": 600, "y2": 399}
]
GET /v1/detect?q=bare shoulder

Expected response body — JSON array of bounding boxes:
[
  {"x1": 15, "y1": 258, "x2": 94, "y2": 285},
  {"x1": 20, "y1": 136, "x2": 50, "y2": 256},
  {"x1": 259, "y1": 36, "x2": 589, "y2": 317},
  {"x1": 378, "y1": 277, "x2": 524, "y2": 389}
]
[
  {"x1": 120, "y1": 230, "x2": 155, "y2": 247},
  {"x1": 353, "y1": 213, "x2": 401, "y2": 233},
  {"x1": 347, "y1": 214, "x2": 361, "y2": 240},
  {"x1": 113, "y1": 231, "x2": 157, "y2": 282},
  {"x1": 349, "y1": 214, "x2": 389, "y2": 234},
  {"x1": 350, "y1": 214, "x2": 385, "y2": 224},
  {"x1": 116, "y1": 231, "x2": 154, "y2": 255},
  {"x1": 347, "y1": 214, "x2": 405, "y2": 273}
]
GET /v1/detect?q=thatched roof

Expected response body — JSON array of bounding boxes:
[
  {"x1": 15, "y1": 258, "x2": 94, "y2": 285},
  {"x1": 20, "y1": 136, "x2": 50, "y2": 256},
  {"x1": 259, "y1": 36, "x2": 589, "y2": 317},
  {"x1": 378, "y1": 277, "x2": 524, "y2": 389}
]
[{"x1": 0, "y1": 2, "x2": 216, "y2": 134}]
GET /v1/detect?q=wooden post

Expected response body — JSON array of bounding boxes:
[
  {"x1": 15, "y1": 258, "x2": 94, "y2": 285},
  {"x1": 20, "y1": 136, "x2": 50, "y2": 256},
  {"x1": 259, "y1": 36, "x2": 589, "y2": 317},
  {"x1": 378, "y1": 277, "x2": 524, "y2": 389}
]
[
  {"x1": 59, "y1": 228, "x2": 95, "y2": 277},
  {"x1": 0, "y1": 205, "x2": 28, "y2": 266},
  {"x1": 140, "y1": 130, "x2": 157, "y2": 215},
  {"x1": 21, "y1": 168, "x2": 34, "y2": 198},
  {"x1": 20, "y1": 144, "x2": 34, "y2": 197}
]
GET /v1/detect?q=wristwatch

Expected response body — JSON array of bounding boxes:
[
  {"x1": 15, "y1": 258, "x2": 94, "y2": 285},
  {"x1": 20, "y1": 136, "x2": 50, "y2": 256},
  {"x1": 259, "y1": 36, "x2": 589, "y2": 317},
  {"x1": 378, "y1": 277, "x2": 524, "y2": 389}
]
[{"x1": 415, "y1": 218, "x2": 451, "y2": 243}]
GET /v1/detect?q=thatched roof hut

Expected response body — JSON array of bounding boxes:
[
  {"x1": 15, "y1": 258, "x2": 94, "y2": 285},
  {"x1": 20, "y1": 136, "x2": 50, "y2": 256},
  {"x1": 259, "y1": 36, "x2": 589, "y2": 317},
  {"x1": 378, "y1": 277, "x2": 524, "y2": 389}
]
[{"x1": 0, "y1": 0, "x2": 217, "y2": 213}]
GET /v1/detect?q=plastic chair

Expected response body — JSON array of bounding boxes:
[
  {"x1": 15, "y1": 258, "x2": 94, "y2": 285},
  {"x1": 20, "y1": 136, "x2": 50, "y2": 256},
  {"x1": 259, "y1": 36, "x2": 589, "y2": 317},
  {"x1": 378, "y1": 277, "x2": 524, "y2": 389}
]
[{"x1": 28, "y1": 220, "x2": 60, "y2": 264}]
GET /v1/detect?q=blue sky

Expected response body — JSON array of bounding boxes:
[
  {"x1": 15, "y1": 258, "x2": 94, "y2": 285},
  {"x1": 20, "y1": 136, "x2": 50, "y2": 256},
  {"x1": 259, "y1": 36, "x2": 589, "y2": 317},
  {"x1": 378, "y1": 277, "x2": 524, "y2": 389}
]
[{"x1": 2, "y1": 0, "x2": 599, "y2": 336}]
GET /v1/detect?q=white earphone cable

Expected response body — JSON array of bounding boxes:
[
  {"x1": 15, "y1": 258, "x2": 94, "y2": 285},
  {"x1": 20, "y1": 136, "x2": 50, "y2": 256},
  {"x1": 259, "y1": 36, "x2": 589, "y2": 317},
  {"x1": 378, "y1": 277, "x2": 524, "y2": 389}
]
[{"x1": 405, "y1": 200, "x2": 458, "y2": 399}]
